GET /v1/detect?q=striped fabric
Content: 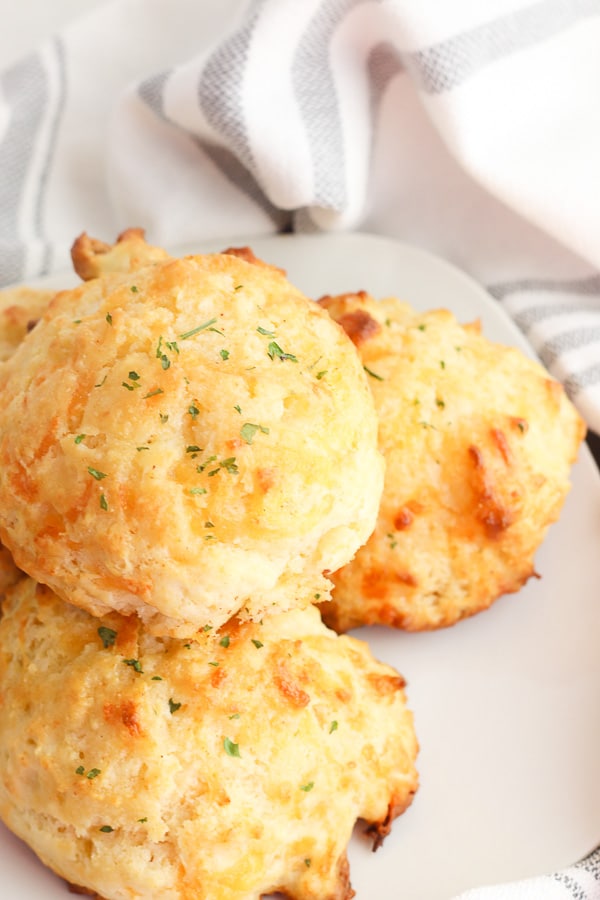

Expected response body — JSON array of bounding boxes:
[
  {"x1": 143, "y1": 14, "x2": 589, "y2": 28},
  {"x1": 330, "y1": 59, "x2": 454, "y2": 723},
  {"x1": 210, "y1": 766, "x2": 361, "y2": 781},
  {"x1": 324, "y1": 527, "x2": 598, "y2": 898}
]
[
  {"x1": 453, "y1": 846, "x2": 600, "y2": 900},
  {"x1": 1, "y1": 0, "x2": 600, "y2": 440}
]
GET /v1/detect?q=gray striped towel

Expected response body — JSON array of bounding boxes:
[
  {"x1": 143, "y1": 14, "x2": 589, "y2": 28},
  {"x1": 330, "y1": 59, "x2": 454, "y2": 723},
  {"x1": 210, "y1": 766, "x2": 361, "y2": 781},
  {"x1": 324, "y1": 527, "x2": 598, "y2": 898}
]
[
  {"x1": 0, "y1": 3, "x2": 599, "y2": 896},
  {"x1": 2, "y1": 0, "x2": 600, "y2": 435},
  {"x1": 452, "y1": 846, "x2": 600, "y2": 899}
]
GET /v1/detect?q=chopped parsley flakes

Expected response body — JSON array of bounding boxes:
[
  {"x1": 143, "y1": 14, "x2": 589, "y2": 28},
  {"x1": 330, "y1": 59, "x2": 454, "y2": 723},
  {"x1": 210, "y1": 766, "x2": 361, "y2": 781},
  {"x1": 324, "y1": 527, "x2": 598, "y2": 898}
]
[
  {"x1": 223, "y1": 737, "x2": 241, "y2": 758},
  {"x1": 267, "y1": 341, "x2": 298, "y2": 363},
  {"x1": 98, "y1": 626, "x2": 117, "y2": 648},
  {"x1": 179, "y1": 318, "x2": 217, "y2": 340},
  {"x1": 363, "y1": 364, "x2": 384, "y2": 381},
  {"x1": 87, "y1": 466, "x2": 107, "y2": 481},
  {"x1": 75, "y1": 766, "x2": 102, "y2": 779},
  {"x1": 143, "y1": 387, "x2": 164, "y2": 399},
  {"x1": 123, "y1": 658, "x2": 143, "y2": 674},
  {"x1": 240, "y1": 422, "x2": 269, "y2": 444}
]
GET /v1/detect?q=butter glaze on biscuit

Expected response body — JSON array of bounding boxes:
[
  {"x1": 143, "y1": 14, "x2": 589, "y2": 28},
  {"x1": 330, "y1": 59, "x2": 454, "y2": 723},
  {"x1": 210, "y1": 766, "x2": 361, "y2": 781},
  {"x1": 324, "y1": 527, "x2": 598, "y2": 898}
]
[
  {"x1": 0, "y1": 579, "x2": 418, "y2": 900},
  {"x1": 0, "y1": 250, "x2": 383, "y2": 637}
]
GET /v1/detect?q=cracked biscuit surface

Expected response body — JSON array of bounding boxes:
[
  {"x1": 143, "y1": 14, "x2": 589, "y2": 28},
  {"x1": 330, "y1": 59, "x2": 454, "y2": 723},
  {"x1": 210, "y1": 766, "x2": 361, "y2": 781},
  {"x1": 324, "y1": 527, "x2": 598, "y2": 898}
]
[
  {"x1": 0, "y1": 579, "x2": 418, "y2": 900},
  {"x1": 0, "y1": 242, "x2": 383, "y2": 637},
  {"x1": 319, "y1": 291, "x2": 586, "y2": 632}
]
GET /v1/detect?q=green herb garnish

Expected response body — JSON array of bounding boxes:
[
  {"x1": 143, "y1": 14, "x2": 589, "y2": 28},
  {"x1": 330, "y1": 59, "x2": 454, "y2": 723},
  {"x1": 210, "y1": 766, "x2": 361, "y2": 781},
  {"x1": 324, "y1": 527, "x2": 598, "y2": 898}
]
[
  {"x1": 123, "y1": 658, "x2": 143, "y2": 673},
  {"x1": 267, "y1": 341, "x2": 298, "y2": 363},
  {"x1": 240, "y1": 423, "x2": 269, "y2": 444},
  {"x1": 223, "y1": 737, "x2": 241, "y2": 758},
  {"x1": 87, "y1": 466, "x2": 107, "y2": 481},
  {"x1": 179, "y1": 318, "x2": 218, "y2": 340},
  {"x1": 98, "y1": 626, "x2": 117, "y2": 648},
  {"x1": 363, "y1": 365, "x2": 384, "y2": 381}
]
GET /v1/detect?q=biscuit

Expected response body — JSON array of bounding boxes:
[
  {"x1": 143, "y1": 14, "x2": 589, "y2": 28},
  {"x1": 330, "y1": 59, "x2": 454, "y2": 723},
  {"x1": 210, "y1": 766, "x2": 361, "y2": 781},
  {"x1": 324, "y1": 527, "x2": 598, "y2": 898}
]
[
  {"x1": 0, "y1": 285, "x2": 56, "y2": 361},
  {"x1": 0, "y1": 542, "x2": 21, "y2": 603},
  {"x1": 71, "y1": 228, "x2": 170, "y2": 281},
  {"x1": 318, "y1": 292, "x2": 586, "y2": 631},
  {"x1": 0, "y1": 247, "x2": 383, "y2": 637},
  {"x1": 0, "y1": 578, "x2": 418, "y2": 900}
]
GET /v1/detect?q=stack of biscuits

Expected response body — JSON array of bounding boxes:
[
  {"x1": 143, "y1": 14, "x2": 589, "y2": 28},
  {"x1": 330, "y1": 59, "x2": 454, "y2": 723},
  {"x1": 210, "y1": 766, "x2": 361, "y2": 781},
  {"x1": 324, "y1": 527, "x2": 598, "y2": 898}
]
[
  {"x1": 0, "y1": 231, "x2": 584, "y2": 900},
  {"x1": 0, "y1": 233, "x2": 419, "y2": 900}
]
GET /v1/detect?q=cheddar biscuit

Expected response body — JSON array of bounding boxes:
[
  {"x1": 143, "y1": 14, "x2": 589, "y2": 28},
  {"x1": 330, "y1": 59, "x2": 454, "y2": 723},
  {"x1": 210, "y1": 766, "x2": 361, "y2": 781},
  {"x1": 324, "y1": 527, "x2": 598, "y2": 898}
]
[
  {"x1": 319, "y1": 292, "x2": 585, "y2": 632},
  {"x1": 0, "y1": 248, "x2": 383, "y2": 637},
  {"x1": 0, "y1": 579, "x2": 418, "y2": 900},
  {"x1": 0, "y1": 285, "x2": 56, "y2": 361}
]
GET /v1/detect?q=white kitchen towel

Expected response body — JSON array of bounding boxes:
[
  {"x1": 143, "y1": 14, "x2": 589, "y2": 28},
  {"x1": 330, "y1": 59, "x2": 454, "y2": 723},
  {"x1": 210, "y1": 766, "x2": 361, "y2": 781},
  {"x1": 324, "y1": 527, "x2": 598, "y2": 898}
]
[{"x1": 2, "y1": 0, "x2": 600, "y2": 431}]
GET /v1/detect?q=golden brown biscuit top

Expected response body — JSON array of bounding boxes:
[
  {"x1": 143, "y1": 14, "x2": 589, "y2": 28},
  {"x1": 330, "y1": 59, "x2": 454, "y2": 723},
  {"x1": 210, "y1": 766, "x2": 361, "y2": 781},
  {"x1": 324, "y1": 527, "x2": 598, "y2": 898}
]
[
  {"x1": 319, "y1": 291, "x2": 586, "y2": 632},
  {"x1": 0, "y1": 252, "x2": 383, "y2": 636},
  {"x1": 0, "y1": 579, "x2": 418, "y2": 900}
]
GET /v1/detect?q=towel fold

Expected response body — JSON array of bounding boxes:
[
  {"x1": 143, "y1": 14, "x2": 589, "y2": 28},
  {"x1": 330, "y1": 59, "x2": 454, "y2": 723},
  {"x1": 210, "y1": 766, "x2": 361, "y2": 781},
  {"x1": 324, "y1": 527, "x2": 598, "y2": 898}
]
[{"x1": 2, "y1": 0, "x2": 600, "y2": 431}]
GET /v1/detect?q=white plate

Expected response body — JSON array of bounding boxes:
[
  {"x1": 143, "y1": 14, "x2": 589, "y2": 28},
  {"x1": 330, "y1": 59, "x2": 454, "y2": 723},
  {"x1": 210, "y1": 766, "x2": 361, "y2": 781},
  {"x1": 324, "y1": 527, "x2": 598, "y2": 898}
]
[{"x1": 2, "y1": 232, "x2": 599, "y2": 899}]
